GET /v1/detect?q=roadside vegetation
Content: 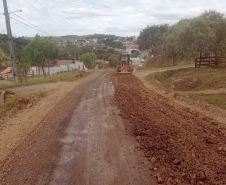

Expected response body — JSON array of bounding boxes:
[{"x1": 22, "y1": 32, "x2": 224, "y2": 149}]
[
  {"x1": 146, "y1": 67, "x2": 226, "y2": 109},
  {"x1": 150, "y1": 68, "x2": 226, "y2": 91},
  {"x1": 0, "y1": 90, "x2": 47, "y2": 119},
  {"x1": 188, "y1": 93, "x2": 226, "y2": 109},
  {"x1": 0, "y1": 70, "x2": 88, "y2": 90},
  {"x1": 138, "y1": 10, "x2": 226, "y2": 67},
  {"x1": 61, "y1": 46, "x2": 121, "y2": 69},
  {"x1": 0, "y1": 48, "x2": 10, "y2": 71}
]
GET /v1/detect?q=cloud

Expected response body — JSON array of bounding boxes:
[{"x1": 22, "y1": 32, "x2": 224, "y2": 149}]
[{"x1": 0, "y1": 0, "x2": 225, "y2": 37}]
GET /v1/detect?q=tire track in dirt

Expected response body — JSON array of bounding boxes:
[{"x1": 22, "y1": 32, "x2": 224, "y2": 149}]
[
  {"x1": 112, "y1": 74, "x2": 226, "y2": 185},
  {"x1": 0, "y1": 72, "x2": 157, "y2": 185},
  {"x1": 49, "y1": 72, "x2": 156, "y2": 185},
  {"x1": 0, "y1": 80, "x2": 90, "y2": 185}
]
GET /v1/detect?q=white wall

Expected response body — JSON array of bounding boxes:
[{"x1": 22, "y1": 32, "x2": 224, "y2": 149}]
[{"x1": 28, "y1": 62, "x2": 86, "y2": 76}]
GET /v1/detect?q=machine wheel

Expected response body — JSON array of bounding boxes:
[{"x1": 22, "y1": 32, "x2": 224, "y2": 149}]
[
  {"x1": 129, "y1": 65, "x2": 133, "y2": 73},
  {"x1": 116, "y1": 65, "x2": 121, "y2": 72}
]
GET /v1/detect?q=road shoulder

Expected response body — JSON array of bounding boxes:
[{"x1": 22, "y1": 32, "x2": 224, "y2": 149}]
[{"x1": 0, "y1": 71, "x2": 103, "y2": 163}]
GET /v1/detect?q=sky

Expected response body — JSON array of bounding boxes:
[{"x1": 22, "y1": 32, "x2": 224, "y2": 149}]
[{"x1": 0, "y1": 0, "x2": 226, "y2": 37}]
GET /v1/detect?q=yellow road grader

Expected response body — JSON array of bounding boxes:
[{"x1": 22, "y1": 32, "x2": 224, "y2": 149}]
[{"x1": 116, "y1": 54, "x2": 133, "y2": 73}]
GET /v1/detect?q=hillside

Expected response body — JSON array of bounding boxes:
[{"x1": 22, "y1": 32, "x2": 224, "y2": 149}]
[
  {"x1": 29, "y1": 34, "x2": 122, "y2": 42},
  {"x1": 0, "y1": 47, "x2": 10, "y2": 70}
]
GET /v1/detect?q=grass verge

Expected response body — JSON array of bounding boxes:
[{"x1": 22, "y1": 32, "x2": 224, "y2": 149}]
[
  {"x1": 137, "y1": 63, "x2": 194, "y2": 71},
  {"x1": 153, "y1": 70, "x2": 177, "y2": 84},
  {"x1": 147, "y1": 67, "x2": 226, "y2": 91},
  {"x1": 188, "y1": 93, "x2": 226, "y2": 109},
  {"x1": 0, "y1": 91, "x2": 47, "y2": 118},
  {"x1": 0, "y1": 70, "x2": 88, "y2": 90}
]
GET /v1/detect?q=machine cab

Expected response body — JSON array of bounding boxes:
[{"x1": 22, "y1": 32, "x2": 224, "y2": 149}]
[{"x1": 117, "y1": 54, "x2": 132, "y2": 73}]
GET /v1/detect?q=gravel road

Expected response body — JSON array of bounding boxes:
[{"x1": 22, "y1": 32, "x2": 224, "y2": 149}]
[{"x1": 0, "y1": 72, "x2": 156, "y2": 185}]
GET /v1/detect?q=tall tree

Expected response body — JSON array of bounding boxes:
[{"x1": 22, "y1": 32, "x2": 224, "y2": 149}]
[
  {"x1": 79, "y1": 53, "x2": 96, "y2": 69},
  {"x1": 108, "y1": 54, "x2": 119, "y2": 67},
  {"x1": 137, "y1": 24, "x2": 169, "y2": 55},
  {"x1": 25, "y1": 37, "x2": 59, "y2": 77},
  {"x1": 139, "y1": 10, "x2": 226, "y2": 66}
]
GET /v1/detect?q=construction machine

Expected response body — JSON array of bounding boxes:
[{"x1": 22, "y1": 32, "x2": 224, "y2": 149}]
[{"x1": 116, "y1": 54, "x2": 133, "y2": 73}]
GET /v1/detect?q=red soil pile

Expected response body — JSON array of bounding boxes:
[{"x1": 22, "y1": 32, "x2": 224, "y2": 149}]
[{"x1": 112, "y1": 74, "x2": 226, "y2": 185}]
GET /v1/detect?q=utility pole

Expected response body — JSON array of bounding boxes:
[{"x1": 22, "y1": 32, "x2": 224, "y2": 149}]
[
  {"x1": 3, "y1": 0, "x2": 19, "y2": 83},
  {"x1": 92, "y1": 39, "x2": 93, "y2": 53}
]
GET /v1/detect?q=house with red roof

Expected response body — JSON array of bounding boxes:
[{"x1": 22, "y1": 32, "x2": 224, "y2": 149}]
[{"x1": 0, "y1": 67, "x2": 13, "y2": 79}]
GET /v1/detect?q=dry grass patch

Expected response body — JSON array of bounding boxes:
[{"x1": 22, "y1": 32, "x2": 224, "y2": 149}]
[
  {"x1": 147, "y1": 67, "x2": 226, "y2": 91},
  {"x1": 0, "y1": 70, "x2": 88, "y2": 90},
  {"x1": 0, "y1": 91, "x2": 47, "y2": 119},
  {"x1": 188, "y1": 93, "x2": 226, "y2": 109}
]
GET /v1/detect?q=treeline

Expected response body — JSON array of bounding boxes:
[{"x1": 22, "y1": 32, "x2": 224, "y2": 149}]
[
  {"x1": 98, "y1": 38, "x2": 124, "y2": 49},
  {"x1": 60, "y1": 45, "x2": 121, "y2": 68},
  {"x1": 138, "y1": 10, "x2": 226, "y2": 66},
  {"x1": 59, "y1": 46, "x2": 120, "y2": 60}
]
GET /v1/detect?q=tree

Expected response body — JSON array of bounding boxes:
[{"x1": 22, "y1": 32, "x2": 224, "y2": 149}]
[
  {"x1": 103, "y1": 53, "x2": 111, "y2": 61},
  {"x1": 17, "y1": 59, "x2": 32, "y2": 82},
  {"x1": 139, "y1": 10, "x2": 226, "y2": 67},
  {"x1": 58, "y1": 45, "x2": 92, "y2": 60},
  {"x1": 108, "y1": 54, "x2": 119, "y2": 67},
  {"x1": 25, "y1": 37, "x2": 59, "y2": 77},
  {"x1": 79, "y1": 52, "x2": 96, "y2": 69},
  {"x1": 137, "y1": 24, "x2": 169, "y2": 54},
  {"x1": 200, "y1": 10, "x2": 226, "y2": 56},
  {"x1": 99, "y1": 62, "x2": 108, "y2": 69},
  {"x1": 131, "y1": 50, "x2": 139, "y2": 58},
  {"x1": 0, "y1": 48, "x2": 10, "y2": 70},
  {"x1": 35, "y1": 33, "x2": 40, "y2": 38}
]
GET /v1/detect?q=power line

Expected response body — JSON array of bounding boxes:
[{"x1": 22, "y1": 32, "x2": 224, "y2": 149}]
[
  {"x1": 11, "y1": 19, "x2": 44, "y2": 35},
  {"x1": 55, "y1": 0, "x2": 124, "y2": 12},
  {"x1": 55, "y1": 0, "x2": 139, "y2": 14},
  {"x1": 24, "y1": 0, "x2": 73, "y2": 33},
  {"x1": 36, "y1": 0, "x2": 75, "y2": 29},
  {"x1": 11, "y1": 13, "x2": 52, "y2": 36},
  {"x1": 50, "y1": 0, "x2": 78, "y2": 27},
  {"x1": 10, "y1": 17, "x2": 51, "y2": 36},
  {"x1": 56, "y1": 0, "x2": 147, "y2": 17}
]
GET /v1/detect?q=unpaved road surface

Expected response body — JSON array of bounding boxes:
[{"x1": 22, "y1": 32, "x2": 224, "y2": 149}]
[
  {"x1": 0, "y1": 72, "x2": 156, "y2": 185},
  {"x1": 113, "y1": 74, "x2": 226, "y2": 185},
  {"x1": 2, "y1": 70, "x2": 226, "y2": 185}
]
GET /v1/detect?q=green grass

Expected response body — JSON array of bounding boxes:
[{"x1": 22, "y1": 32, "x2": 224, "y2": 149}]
[
  {"x1": 137, "y1": 63, "x2": 194, "y2": 71},
  {"x1": 147, "y1": 67, "x2": 226, "y2": 91},
  {"x1": 188, "y1": 93, "x2": 226, "y2": 109},
  {"x1": 153, "y1": 70, "x2": 177, "y2": 84},
  {"x1": 0, "y1": 70, "x2": 87, "y2": 90},
  {"x1": 0, "y1": 90, "x2": 47, "y2": 118}
]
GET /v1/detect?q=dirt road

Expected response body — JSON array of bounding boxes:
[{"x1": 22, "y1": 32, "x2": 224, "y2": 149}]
[
  {"x1": 0, "y1": 72, "x2": 156, "y2": 185},
  {"x1": 2, "y1": 70, "x2": 226, "y2": 185}
]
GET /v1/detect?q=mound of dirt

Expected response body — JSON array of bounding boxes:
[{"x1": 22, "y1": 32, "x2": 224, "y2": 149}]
[
  {"x1": 6, "y1": 95, "x2": 38, "y2": 117},
  {"x1": 171, "y1": 76, "x2": 203, "y2": 91},
  {"x1": 112, "y1": 74, "x2": 226, "y2": 185}
]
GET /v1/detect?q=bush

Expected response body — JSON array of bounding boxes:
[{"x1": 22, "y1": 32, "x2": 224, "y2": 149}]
[{"x1": 99, "y1": 62, "x2": 108, "y2": 69}]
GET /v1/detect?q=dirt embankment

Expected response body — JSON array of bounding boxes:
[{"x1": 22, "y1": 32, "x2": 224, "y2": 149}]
[
  {"x1": 149, "y1": 67, "x2": 226, "y2": 92},
  {"x1": 112, "y1": 74, "x2": 226, "y2": 185}
]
